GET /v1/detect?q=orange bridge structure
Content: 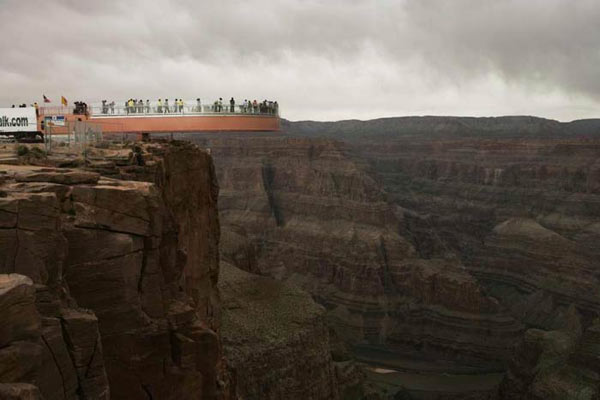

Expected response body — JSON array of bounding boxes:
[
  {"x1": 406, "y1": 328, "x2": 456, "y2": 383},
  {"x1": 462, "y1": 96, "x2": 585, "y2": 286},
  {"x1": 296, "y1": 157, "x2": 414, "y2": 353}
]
[{"x1": 38, "y1": 100, "x2": 280, "y2": 140}]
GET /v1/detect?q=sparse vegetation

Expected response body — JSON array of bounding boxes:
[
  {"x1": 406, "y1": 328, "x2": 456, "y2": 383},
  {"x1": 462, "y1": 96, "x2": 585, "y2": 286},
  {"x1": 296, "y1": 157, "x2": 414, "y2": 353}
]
[
  {"x1": 16, "y1": 145, "x2": 29, "y2": 156},
  {"x1": 29, "y1": 147, "x2": 46, "y2": 159}
]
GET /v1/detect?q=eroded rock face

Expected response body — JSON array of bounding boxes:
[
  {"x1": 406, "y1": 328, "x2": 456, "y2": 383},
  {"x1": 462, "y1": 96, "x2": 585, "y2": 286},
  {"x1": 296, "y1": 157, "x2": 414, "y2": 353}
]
[
  {"x1": 199, "y1": 135, "x2": 521, "y2": 382},
  {"x1": 343, "y1": 136, "x2": 600, "y2": 346},
  {"x1": 0, "y1": 142, "x2": 223, "y2": 399},
  {"x1": 219, "y1": 261, "x2": 342, "y2": 400},
  {"x1": 0, "y1": 178, "x2": 109, "y2": 400},
  {"x1": 284, "y1": 119, "x2": 600, "y2": 396},
  {"x1": 0, "y1": 272, "x2": 108, "y2": 400},
  {"x1": 0, "y1": 383, "x2": 43, "y2": 400},
  {"x1": 499, "y1": 321, "x2": 600, "y2": 400}
]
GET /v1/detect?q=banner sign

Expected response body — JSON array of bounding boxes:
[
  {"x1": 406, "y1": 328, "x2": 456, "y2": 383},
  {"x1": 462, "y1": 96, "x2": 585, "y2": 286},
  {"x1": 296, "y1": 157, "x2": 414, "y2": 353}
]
[
  {"x1": 44, "y1": 115, "x2": 65, "y2": 127},
  {"x1": 0, "y1": 107, "x2": 37, "y2": 133}
]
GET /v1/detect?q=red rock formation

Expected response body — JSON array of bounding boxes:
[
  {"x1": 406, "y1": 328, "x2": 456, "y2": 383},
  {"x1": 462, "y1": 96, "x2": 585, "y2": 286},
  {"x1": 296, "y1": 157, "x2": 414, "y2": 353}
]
[
  {"x1": 0, "y1": 142, "x2": 224, "y2": 399},
  {"x1": 284, "y1": 118, "x2": 600, "y2": 396},
  {"x1": 219, "y1": 262, "x2": 343, "y2": 400},
  {"x1": 351, "y1": 136, "x2": 600, "y2": 328},
  {"x1": 0, "y1": 172, "x2": 110, "y2": 400},
  {"x1": 200, "y1": 135, "x2": 522, "y2": 380}
]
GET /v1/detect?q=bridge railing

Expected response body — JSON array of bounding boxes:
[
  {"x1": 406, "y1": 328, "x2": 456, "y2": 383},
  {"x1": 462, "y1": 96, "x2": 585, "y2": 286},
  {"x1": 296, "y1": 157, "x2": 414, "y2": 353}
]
[
  {"x1": 88, "y1": 102, "x2": 279, "y2": 117},
  {"x1": 39, "y1": 106, "x2": 75, "y2": 115}
]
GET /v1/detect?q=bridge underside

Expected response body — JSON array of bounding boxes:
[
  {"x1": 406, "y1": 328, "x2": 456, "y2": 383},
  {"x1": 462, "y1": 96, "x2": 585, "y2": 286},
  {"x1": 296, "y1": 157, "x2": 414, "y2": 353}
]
[{"x1": 90, "y1": 114, "x2": 280, "y2": 134}]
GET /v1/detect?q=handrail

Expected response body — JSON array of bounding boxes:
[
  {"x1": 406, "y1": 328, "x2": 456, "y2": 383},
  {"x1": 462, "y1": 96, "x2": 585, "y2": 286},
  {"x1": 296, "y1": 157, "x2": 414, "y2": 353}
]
[
  {"x1": 87, "y1": 103, "x2": 279, "y2": 117},
  {"x1": 39, "y1": 106, "x2": 75, "y2": 116}
]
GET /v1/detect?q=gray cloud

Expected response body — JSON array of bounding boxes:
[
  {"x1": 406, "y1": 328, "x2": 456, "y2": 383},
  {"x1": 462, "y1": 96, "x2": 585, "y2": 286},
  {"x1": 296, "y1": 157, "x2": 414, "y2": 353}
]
[{"x1": 1, "y1": 0, "x2": 599, "y2": 121}]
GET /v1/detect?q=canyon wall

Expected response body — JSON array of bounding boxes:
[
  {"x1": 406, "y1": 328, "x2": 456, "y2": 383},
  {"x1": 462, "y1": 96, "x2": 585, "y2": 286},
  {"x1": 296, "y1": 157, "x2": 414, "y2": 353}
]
[
  {"x1": 3, "y1": 115, "x2": 599, "y2": 399},
  {"x1": 219, "y1": 261, "x2": 344, "y2": 400},
  {"x1": 284, "y1": 116, "x2": 600, "y2": 397},
  {"x1": 1, "y1": 141, "x2": 348, "y2": 400},
  {"x1": 88, "y1": 142, "x2": 347, "y2": 400},
  {"x1": 354, "y1": 136, "x2": 600, "y2": 330},
  {"x1": 198, "y1": 134, "x2": 523, "y2": 390},
  {"x1": 0, "y1": 143, "x2": 224, "y2": 399}
]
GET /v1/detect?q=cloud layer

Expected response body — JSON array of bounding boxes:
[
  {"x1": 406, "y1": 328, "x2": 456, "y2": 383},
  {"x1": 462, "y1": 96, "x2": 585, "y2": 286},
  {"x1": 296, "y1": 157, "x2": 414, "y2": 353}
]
[{"x1": 1, "y1": 0, "x2": 598, "y2": 121}]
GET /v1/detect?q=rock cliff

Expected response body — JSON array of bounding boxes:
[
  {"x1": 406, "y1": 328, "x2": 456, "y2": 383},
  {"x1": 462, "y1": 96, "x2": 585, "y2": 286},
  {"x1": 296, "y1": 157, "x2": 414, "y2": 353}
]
[
  {"x1": 3, "y1": 114, "x2": 599, "y2": 399},
  {"x1": 499, "y1": 320, "x2": 600, "y2": 399},
  {"x1": 0, "y1": 142, "x2": 223, "y2": 399},
  {"x1": 219, "y1": 261, "x2": 343, "y2": 400}
]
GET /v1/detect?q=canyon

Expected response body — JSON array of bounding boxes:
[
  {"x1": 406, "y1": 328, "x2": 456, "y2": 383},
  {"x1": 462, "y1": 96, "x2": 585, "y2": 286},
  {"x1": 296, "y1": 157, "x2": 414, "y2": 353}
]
[
  {"x1": 1, "y1": 115, "x2": 599, "y2": 399},
  {"x1": 198, "y1": 116, "x2": 600, "y2": 399}
]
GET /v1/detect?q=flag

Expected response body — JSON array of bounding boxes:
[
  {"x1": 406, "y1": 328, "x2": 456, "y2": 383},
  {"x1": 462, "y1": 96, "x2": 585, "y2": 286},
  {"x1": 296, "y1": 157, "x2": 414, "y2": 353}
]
[
  {"x1": 43, "y1": 95, "x2": 51, "y2": 103},
  {"x1": 61, "y1": 96, "x2": 68, "y2": 106}
]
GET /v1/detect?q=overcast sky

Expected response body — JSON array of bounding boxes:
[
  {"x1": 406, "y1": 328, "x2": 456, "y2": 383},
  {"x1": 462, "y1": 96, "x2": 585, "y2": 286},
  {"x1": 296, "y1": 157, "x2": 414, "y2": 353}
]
[{"x1": 1, "y1": 0, "x2": 599, "y2": 121}]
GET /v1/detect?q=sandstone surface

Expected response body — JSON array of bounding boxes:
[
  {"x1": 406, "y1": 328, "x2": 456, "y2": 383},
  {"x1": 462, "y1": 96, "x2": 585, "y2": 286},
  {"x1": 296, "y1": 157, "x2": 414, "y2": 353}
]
[
  {"x1": 219, "y1": 261, "x2": 344, "y2": 400},
  {"x1": 0, "y1": 142, "x2": 223, "y2": 399}
]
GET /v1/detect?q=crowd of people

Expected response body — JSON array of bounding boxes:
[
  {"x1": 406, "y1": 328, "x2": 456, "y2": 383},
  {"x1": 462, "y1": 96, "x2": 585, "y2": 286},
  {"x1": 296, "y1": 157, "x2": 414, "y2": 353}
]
[
  {"x1": 97, "y1": 97, "x2": 279, "y2": 115},
  {"x1": 213, "y1": 98, "x2": 279, "y2": 114},
  {"x1": 73, "y1": 101, "x2": 88, "y2": 115}
]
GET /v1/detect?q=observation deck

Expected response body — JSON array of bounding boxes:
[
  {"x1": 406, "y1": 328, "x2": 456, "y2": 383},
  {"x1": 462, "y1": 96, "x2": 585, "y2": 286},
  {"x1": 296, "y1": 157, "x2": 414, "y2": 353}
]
[{"x1": 39, "y1": 99, "x2": 280, "y2": 136}]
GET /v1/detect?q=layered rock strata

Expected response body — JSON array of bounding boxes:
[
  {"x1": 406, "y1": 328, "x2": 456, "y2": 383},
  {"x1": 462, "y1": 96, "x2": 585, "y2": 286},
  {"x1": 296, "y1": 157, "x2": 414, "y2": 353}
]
[
  {"x1": 285, "y1": 117, "x2": 600, "y2": 396},
  {"x1": 500, "y1": 320, "x2": 600, "y2": 399},
  {"x1": 199, "y1": 135, "x2": 522, "y2": 376},
  {"x1": 0, "y1": 142, "x2": 223, "y2": 399},
  {"x1": 219, "y1": 261, "x2": 343, "y2": 400},
  {"x1": 348, "y1": 137, "x2": 600, "y2": 330},
  {"x1": 0, "y1": 170, "x2": 110, "y2": 400}
]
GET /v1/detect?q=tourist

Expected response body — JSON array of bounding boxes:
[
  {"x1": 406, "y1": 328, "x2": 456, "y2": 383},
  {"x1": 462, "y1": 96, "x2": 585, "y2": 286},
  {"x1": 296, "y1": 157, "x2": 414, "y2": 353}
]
[
  {"x1": 157, "y1": 98, "x2": 162, "y2": 114},
  {"x1": 179, "y1": 98, "x2": 184, "y2": 113},
  {"x1": 164, "y1": 99, "x2": 170, "y2": 113},
  {"x1": 174, "y1": 99, "x2": 178, "y2": 113},
  {"x1": 218, "y1": 98, "x2": 223, "y2": 112},
  {"x1": 138, "y1": 99, "x2": 143, "y2": 113},
  {"x1": 252, "y1": 99, "x2": 258, "y2": 113},
  {"x1": 196, "y1": 98, "x2": 201, "y2": 113},
  {"x1": 109, "y1": 101, "x2": 115, "y2": 114},
  {"x1": 146, "y1": 99, "x2": 150, "y2": 113},
  {"x1": 230, "y1": 97, "x2": 235, "y2": 113}
]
